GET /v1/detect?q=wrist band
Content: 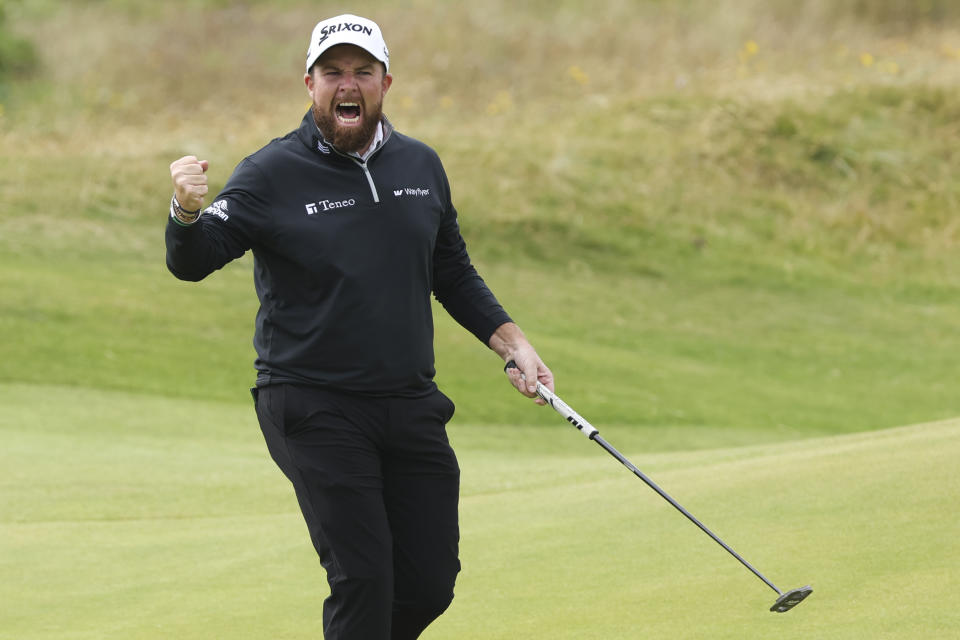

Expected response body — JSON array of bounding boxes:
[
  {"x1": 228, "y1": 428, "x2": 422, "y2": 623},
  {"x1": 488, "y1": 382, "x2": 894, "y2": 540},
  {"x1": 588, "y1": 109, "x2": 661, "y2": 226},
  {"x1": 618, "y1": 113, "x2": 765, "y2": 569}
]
[{"x1": 170, "y1": 194, "x2": 202, "y2": 226}]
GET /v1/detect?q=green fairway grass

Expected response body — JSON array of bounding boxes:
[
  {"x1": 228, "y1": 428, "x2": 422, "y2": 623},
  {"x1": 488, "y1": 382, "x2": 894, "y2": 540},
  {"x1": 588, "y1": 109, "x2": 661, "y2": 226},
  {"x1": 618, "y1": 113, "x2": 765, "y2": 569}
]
[
  {"x1": 2, "y1": 0, "x2": 960, "y2": 638},
  {"x1": 1, "y1": 385, "x2": 957, "y2": 639}
]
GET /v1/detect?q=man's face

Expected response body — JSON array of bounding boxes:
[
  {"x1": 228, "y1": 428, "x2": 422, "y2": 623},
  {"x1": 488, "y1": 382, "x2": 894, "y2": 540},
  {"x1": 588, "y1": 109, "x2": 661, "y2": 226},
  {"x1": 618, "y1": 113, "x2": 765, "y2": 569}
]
[{"x1": 305, "y1": 45, "x2": 392, "y2": 153}]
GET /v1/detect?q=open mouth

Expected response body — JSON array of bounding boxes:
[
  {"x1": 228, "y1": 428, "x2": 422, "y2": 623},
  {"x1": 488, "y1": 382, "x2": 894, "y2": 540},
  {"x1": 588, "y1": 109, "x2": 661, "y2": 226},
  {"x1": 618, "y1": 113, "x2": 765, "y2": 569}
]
[{"x1": 335, "y1": 102, "x2": 362, "y2": 125}]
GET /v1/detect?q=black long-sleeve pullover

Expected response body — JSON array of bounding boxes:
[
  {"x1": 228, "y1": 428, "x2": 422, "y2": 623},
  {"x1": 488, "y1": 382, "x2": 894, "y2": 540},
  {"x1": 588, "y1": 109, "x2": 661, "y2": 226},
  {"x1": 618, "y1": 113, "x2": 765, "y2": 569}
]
[{"x1": 166, "y1": 111, "x2": 511, "y2": 396}]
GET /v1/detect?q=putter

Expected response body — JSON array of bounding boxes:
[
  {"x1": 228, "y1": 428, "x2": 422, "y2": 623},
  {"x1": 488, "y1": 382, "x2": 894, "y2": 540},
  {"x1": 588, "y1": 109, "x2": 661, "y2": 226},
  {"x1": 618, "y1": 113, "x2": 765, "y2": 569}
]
[{"x1": 505, "y1": 361, "x2": 812, "y2": 613}]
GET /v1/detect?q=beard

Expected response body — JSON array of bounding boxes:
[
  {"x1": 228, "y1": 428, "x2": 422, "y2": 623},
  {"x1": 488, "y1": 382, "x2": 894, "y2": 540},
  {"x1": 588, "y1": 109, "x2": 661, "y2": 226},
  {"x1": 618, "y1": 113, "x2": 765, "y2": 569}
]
[{"x1": 313, "y1": 98, "x2": 383, "y2": 154}]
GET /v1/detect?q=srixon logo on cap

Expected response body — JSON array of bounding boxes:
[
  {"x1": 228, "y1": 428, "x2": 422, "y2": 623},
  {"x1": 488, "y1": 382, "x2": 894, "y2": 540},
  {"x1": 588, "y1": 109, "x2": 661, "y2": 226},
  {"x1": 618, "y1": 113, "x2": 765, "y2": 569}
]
[{"x1": 317, "y1": 22, "x2": 374, "y2": 46}]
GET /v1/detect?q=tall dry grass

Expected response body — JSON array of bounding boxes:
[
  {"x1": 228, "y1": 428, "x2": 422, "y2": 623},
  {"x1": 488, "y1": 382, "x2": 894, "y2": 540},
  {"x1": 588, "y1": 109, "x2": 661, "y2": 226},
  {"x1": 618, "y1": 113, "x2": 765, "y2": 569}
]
[
  {"x1": 7, "y1": 0, "x2": 960, "y2": 148},
  {"x1": 3, "y1": 0, "x2": 960, "y2": 267}
]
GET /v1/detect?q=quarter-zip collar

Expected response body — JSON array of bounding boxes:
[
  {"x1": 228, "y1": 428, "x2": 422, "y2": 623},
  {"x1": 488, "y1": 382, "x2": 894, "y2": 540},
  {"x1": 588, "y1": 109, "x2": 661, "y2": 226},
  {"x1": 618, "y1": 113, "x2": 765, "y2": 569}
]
[
  {"x1": 348, "y1": 121, "x2": 384, "y2": 162},
  {"x1": 297, "y1": 110, "x2": 394, "y2": 203}
]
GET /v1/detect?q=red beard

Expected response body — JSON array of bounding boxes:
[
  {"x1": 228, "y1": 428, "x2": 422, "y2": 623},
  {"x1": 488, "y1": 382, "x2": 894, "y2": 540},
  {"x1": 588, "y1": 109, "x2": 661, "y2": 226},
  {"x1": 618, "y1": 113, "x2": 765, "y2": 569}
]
[{"x1": 313, "y1": 99, "x2": 383, "y2": 154}]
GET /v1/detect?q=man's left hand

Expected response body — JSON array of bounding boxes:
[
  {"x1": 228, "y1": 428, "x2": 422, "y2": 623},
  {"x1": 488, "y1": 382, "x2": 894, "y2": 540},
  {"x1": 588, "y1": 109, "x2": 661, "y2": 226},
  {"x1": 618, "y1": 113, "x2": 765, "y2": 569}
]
[{"x1": 488, "y1": 322, "x2": 554, "y2": 405}]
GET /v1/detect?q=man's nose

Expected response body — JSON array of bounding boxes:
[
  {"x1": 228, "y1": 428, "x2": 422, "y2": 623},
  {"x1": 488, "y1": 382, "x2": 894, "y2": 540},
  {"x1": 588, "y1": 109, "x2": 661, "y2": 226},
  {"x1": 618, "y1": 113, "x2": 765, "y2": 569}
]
[{"x1": 337, "y1": 73, "x2": 359, "y2": 90}]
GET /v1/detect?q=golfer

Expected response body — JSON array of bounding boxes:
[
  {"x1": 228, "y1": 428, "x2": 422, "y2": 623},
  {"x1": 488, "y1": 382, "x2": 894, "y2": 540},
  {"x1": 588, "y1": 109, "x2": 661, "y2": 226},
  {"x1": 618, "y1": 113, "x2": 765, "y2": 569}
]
[{"x1": 165, "y1": 13, "x2": 553, "y2": 640}]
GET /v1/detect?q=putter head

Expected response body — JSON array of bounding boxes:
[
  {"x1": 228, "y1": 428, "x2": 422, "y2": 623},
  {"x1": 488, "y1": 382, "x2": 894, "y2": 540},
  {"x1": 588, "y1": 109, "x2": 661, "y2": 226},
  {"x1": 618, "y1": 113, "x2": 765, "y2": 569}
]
[{"x1": 770, "y1": 585, "x2": 812, "y2": 613}]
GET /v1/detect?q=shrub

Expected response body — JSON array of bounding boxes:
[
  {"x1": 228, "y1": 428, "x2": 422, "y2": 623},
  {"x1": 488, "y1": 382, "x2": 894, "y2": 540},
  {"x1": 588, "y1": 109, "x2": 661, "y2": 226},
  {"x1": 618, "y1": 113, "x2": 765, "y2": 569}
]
[{"x1": 0, "y1": 0, "x2": 38, "y2": 81}]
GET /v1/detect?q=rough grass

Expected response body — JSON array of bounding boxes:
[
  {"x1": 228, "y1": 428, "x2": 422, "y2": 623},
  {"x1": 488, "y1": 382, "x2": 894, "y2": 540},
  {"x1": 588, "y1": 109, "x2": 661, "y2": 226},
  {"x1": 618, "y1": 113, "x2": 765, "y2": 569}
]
[
  {"x1": 2, "y1": 2, "x2": 960, "y2": 638},
  {"x1": 2, "y1": 0, "x2": 960, "y2": 430}
]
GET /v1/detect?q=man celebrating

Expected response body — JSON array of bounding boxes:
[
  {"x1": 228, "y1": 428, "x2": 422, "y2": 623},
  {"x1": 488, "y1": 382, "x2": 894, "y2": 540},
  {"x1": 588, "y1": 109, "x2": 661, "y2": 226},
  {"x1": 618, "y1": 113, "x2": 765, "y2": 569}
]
[{"x1": 166, "y1": 14, "x2": 553, "y2": 640}]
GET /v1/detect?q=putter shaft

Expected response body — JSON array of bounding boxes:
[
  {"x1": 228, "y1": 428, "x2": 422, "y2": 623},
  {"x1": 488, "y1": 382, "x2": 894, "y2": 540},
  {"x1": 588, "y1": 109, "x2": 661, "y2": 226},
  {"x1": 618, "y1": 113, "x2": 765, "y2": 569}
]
[
  {"x1": 505, "y1": 362, "x2": 811, "y2": 611},
  {"x1": 588, "y1": 430, "x2": 783, "y2": 596}
]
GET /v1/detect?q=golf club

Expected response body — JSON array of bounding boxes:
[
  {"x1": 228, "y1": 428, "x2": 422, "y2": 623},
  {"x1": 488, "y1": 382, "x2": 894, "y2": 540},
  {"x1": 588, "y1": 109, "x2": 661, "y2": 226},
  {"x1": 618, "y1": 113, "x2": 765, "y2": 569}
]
[{"x1": 505, "y1": 361, "x2": 812, "y2": 613}]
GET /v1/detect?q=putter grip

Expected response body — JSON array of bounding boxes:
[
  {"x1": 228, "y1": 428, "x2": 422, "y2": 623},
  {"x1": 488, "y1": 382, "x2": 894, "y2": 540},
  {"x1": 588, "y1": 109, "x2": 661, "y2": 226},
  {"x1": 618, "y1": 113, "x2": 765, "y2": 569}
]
[{"x1": 504, "y1": 360, "x2": 598, "y2": 439}]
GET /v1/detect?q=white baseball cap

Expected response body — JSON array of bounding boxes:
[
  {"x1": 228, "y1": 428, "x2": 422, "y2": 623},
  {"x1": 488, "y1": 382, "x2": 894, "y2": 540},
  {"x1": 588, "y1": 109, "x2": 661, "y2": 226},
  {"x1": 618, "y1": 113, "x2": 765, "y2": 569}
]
[{"x1": 305, "y1": 14, "x2": 390, "y2": 74}]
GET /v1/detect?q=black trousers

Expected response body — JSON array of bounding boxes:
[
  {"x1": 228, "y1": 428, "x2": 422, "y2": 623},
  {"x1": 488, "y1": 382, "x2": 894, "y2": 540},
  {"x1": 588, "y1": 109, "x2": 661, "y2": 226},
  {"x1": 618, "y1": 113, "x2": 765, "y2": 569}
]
[{"x1": 254, "y1": 383, "x2": 461, "y2": 640}]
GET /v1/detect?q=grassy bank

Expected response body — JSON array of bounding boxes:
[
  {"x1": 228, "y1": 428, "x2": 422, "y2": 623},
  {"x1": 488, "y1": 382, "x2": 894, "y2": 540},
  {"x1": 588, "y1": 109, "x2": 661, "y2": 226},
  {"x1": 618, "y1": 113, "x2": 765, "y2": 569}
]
[
  {"x1": 1, "y1": 2, "x2": 959, "y2": 637},
  {"x1": 3, "y1": 0, "x2": 960, "y2": 432}
]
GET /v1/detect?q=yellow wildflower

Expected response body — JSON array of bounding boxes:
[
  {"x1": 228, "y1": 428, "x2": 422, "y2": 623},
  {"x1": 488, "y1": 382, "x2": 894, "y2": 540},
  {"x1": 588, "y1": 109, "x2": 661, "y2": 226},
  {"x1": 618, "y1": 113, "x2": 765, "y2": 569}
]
[
  {"x1": 567, "y1": 65, "x2": 589, "y2": 86},
  {"x1": 486, "y1": 91, "x2": 514, "y2": 116}
]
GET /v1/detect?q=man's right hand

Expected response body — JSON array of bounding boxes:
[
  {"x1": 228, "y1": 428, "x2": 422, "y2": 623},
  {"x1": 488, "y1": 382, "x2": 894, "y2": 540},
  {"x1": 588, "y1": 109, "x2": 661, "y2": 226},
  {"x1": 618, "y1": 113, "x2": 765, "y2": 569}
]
[{"x1": 170, "y1": 156, "x2": 210, "y2": 212}]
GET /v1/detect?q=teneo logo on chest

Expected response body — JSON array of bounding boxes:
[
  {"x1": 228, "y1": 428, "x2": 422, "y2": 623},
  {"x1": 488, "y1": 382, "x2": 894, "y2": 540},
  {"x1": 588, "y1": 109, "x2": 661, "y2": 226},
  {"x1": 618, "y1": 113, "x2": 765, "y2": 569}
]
[
  {"x1": 317, "y1": 22, "x2": 374, "y2": 46},
  {"x1": 305, "y1": 198, "x2": 357, "y2": 215}
]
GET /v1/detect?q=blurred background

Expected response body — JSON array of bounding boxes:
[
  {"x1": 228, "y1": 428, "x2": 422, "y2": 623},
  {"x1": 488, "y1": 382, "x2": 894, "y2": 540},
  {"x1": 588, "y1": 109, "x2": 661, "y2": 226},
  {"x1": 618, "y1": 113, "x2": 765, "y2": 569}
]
[
  {"x1": 2, "y1": 0, "x2": 959, "y2": 434},
  {"x1": 2, "y1": 1, "x2": 959, "y2": 638}
]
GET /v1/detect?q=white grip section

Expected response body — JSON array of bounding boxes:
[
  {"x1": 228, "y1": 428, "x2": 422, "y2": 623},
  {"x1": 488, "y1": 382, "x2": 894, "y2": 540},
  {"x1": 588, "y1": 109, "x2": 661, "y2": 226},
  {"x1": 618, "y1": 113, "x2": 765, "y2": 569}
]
[{"x1": 536, "y1": 382, "x2": 598, "y2": 439}]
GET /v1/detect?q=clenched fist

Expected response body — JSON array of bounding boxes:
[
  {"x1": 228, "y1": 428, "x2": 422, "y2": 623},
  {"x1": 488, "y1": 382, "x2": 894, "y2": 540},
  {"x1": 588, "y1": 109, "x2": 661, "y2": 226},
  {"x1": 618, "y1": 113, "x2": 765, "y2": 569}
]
[{"x1": 170, "y1": 156, "x2": 210, "y2": 212}]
